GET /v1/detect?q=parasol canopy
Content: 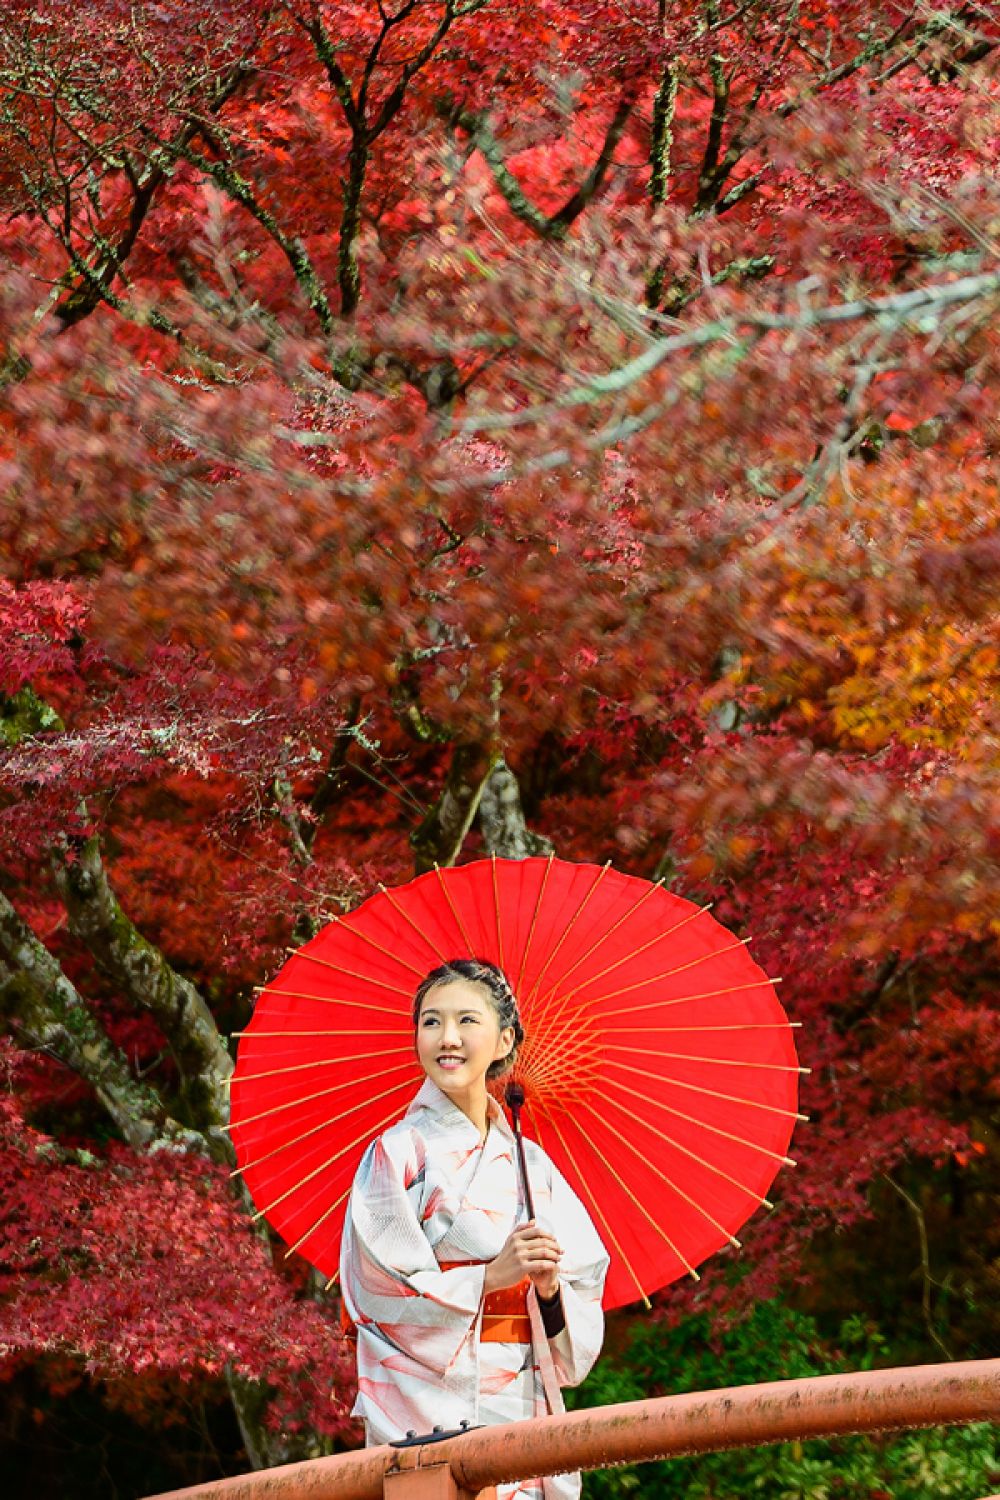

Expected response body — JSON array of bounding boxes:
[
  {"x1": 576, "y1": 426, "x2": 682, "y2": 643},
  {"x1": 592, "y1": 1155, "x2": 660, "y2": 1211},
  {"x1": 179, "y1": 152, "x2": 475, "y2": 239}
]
[{"x1": 230, "y1": 856, "x2": 805, "y2": 1309}]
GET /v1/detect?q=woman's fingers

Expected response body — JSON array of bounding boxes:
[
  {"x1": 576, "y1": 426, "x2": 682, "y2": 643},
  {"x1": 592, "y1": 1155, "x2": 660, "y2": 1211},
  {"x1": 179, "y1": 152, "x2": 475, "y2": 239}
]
[
  {"x1": 504, "y1": 1223, "x2": 562, "y2": 1278},
  {"x1": 512, "y1": 1230, "x2": 560, "y2": 1254},
  {"x1": 514, "y1": 1226, "x2": 562, "y2": 1253},
  {"x1": 518, "y1": 1248, "x2": 561, "y2": 1269}
]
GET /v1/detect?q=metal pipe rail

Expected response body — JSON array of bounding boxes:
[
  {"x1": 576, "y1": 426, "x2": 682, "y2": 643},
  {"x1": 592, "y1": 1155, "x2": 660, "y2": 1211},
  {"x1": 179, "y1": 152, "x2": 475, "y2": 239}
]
[{"x1": 147, "y1": 1360, "x2": 1000, "y2": 1500}]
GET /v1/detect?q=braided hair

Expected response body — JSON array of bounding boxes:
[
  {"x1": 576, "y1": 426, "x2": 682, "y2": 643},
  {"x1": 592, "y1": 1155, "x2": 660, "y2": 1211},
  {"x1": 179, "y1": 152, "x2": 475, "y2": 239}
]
[{"x1": 412, "y1": 958, "x2": 524, "y2": 1080}]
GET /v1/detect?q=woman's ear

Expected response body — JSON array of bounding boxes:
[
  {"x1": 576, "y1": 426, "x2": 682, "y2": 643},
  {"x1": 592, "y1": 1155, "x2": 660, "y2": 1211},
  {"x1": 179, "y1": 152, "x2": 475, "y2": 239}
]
[{"x1": 494, "y1": 1024, "x2": 516, "y2": 1061}]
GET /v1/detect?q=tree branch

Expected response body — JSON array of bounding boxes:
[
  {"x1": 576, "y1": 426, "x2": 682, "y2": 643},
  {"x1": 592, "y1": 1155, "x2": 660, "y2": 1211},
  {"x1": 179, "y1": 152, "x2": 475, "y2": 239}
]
[
  {"x1": 302, "y1": 2, "x2": 473, "y2": 318},
  {"x1": 461, "y1": 266, "x2": 1000, "y2": 436},
  {"x1": 51, "y1": 836, "x2": 232, "y2": 1142},
  {"x1": 884, "y1": 1174, "x2": 955, "y2": 1362},
  {"x1": 295, "y1": 9, "x2": 363, "y2": 129},
  {"x1": 155, "y1": 134, "x2": 336, "y2": 335},
  {"x1": 694, "y1": 44, "x2": 730, "y2": 211},
  {"x1": 303, "y1": 706, "x2": 361, "y2": 850},
  {"x1": 366, "y1": 2, "x2": 459, "y2": 142},
  {"x1": 452, "y1": 92, "x2": 635, "y2": 241},
  {"x1": 0, "y1": 891, "x2": 204, "y2": 1153},
  {"x1": 649, "y1": 63, "x2": 679, "y2": 212},
  {"x1": 51, "y1": 60, "x2": 253, "y2": 331},
  {"x1": 547, "y1": 92, "x2": 636, "y2": 233}
]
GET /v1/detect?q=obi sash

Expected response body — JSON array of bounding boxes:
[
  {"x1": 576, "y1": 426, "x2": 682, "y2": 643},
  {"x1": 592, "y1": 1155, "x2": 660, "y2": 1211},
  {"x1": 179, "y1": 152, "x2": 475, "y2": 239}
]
[
  {"x1": 340, "y1": 1260, "x2": 531, "y2": 1345},
  {"x1": 439, "y1": 1259, "x2": 531, "y2": 1344}
]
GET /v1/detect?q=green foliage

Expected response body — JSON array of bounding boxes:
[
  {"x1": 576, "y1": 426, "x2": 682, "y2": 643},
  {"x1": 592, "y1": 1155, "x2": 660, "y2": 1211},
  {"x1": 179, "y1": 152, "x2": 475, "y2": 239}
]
[{"x1": 570, "y1": 1302, "x2": 999, "y2": 1500}]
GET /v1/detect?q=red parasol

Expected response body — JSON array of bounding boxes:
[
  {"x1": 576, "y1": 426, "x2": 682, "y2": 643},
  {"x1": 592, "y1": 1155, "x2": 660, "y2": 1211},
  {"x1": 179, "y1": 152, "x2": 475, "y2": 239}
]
[{"x1": 230, "y1": 857, "x2": 805, "y2": 1310}]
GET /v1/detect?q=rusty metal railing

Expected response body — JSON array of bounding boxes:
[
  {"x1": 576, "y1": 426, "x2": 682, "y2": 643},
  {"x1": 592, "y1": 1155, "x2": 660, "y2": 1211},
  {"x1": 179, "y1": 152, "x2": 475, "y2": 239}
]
[{"x1": 147, "y1": 1359, "x2": 1000, "y2": 1500}]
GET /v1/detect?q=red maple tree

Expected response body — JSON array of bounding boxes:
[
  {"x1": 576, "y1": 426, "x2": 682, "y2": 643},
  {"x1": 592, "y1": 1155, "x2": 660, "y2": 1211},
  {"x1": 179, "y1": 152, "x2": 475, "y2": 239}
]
[{"x1": 1, "y1": 0, "x2": 998, "y2": 1484}]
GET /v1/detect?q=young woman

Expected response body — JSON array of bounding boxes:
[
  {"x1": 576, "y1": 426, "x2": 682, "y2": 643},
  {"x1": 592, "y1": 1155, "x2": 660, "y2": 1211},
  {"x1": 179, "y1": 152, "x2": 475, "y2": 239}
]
[{"x1": 340, "y1": 958, "x2": 609, "y2": 1500}]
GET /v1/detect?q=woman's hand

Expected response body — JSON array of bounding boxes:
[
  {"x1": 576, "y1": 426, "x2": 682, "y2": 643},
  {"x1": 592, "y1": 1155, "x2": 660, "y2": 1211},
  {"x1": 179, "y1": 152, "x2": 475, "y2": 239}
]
[{"x1": 484, "y1": 1221, "x2": 562, "y2": 1299}]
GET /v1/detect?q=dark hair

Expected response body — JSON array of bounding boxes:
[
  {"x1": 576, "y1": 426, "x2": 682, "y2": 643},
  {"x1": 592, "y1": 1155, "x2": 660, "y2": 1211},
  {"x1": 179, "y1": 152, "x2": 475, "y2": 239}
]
[{"x1": 412, "y1": 958, "x2": 525, "y2": 1080}]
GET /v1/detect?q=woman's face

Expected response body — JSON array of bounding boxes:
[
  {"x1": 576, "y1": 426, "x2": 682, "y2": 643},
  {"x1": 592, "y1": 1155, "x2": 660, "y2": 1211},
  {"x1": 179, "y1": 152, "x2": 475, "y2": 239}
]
[{"x1": 415, "y1": 980, "x2": 515, "y2": 1097}]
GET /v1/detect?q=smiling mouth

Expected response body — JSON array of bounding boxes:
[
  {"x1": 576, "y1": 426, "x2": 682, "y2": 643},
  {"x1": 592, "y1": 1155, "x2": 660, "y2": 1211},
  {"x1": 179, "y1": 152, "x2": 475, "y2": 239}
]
[{"x1": 437, "y1": 1056, "x2": 464, "y2": 1068}]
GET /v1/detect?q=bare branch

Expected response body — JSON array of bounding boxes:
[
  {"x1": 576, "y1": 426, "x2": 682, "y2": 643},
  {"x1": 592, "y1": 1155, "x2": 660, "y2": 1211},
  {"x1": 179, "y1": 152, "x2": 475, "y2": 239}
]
[
  {"x1": 461, "y1": 266, "x2": 1000, "y2": 437},
  {"x1": 884, "y1": 1174, "x2": 955, "y2": 1362}
]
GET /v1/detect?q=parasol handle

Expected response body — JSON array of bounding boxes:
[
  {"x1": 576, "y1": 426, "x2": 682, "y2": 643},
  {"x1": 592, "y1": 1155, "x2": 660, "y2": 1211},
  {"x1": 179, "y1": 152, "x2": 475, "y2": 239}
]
[{"x1": 504, "y1": 1081, "x2": 536, "y2": 1221}]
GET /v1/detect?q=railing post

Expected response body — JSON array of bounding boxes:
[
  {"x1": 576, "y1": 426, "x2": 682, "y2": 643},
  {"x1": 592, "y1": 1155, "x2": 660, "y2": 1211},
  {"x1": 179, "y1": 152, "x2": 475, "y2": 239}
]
[{"x1": 383, "y1": 1456, "x2": 496, "y2": 1500}]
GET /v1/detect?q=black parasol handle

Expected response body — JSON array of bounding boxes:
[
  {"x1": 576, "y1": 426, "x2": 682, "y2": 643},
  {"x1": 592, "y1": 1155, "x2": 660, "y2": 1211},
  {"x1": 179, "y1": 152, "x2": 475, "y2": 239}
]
[{"x1": 504, "y1": 1080, "x2": 536, "y2": 1221}]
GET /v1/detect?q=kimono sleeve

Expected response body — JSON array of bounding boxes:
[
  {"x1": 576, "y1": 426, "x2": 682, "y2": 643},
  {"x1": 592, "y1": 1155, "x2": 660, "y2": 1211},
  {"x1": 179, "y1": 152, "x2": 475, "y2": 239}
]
[
  {"x1": 543, "y1": 1159, "x2": 609, "y2": 1388},
  {"x1": 340, "y1": 1131, "x2": 487, "y2": 1377}
]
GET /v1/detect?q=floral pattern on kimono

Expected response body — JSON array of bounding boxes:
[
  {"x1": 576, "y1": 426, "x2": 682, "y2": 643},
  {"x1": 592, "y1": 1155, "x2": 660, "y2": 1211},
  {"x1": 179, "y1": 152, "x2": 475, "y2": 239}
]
[{"x1": 340, "y1": 1077, "x2": 609, "y2": 1500}]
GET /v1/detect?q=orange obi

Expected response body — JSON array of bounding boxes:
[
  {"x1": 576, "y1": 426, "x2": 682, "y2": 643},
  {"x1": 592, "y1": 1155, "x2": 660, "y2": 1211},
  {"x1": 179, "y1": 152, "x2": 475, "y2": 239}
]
[{"x1": 439, "y1": 1260, "x2": 531, "y2": 1344}]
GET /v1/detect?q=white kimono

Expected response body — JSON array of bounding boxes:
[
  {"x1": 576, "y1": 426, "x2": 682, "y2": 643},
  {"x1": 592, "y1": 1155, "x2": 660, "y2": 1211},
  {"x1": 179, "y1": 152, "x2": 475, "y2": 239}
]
[{"x1": 340, "y1": 1078, "x2": 609, "y2": 1500}]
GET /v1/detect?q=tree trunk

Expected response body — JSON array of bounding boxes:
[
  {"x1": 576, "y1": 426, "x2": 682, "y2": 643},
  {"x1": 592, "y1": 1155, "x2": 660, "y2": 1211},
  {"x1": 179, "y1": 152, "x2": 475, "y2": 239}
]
[
  {"x1": 478, "y1": 759, "x2": 554, "y2": 860},
  {"x1": 410, "y1": 742, "x2": 492, "y2": 873}
]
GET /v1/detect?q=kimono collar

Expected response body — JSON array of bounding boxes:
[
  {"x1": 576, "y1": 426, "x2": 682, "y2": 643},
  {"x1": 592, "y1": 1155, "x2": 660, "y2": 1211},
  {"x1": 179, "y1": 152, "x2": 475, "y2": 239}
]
[{"x1": 406, "y1": 1076, "x2": 514, "y2": 1144}]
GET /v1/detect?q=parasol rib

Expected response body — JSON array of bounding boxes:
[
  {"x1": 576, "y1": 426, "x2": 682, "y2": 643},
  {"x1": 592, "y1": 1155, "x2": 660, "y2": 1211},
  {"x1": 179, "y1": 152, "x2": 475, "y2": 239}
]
[
  {"x1": 541, "y1": 876, "x2": 665, "y2": 999},
  {"x1": 556, "y1": 1102, "x2": 701, "y2": 1280},
  {"x1": 231, "y1": 1027, "x2": 412, "y2": 1038},
  {"x1": 603, "y1": 1043, "x2": 807, "y2": 1073},
  {"x1": 304, "y1": 916, "x2": 424, "y2": 975},
  {"x1": 252, "y1": 987, "x2": 403, "y2": 1015},
  {"x1": 521, "y1": 1012, "x2": 599, "y2": 1086},
  {"x1": 600, "y1": 1081, "x2": 781, "y2": 1207},
  {"x1": 526, "y1": 862, "x2": 612, "y2": 1003},
  {"x1": 515, "y1": 853, "x2": 555, "y2": 992},
  {"x1": 586, "y1": 944, "x2": 760, "y2": 1007},
  {"x1": 230, "y1": 1086, "x2": 410, "y2": 1176},
  {"x1": 249, "y1": 1096, "x2": 413, "y2": 1221},
  {"x1": 519, "y1": 1029, "x2": 595, "y2": 1084},
  {"x1": 527, "y1": 980, "x2": 789, "y2": 1080},
  {"x1": 378, "y1": 883, "x2": 449, "y2": 963},
  {"x1": 227, "y1": 1045, "x2": 413, "y2": 1086},
  {"x1": 491, "y1": 853, "x2": 505, "y2": 973},
  {"x1": 231, "y1": 1073, "x2": 414, "y2": 1136},
  {"x1": 580, "y1": 1099, "x2": 744, "y2": 1246},
  {"x1": 602, "y1": 976, "x2": 783, "y2": 1018},
  {"x1": 600, "y1": 1070, "x2": 795, "y2": 1166},
  {"x1": 638, "y1": 1022, "x2": 802, "y2": 1032},
  {"x1": 279, "y1": 950, "x2": 412, "y2": 995},
  {"x1": 432, "y1": 863, "x2": 477, "y2": 954},
  {"x1": 286, "y1": 1184, "x2": 351, "y2": 1261},
  {"x1": 532, "y1": 1099, "x2": 653, "y2": 1308},
  {"x1": 551, "y1": 900, "x2": 716, "y2": 1008},
  {"x1": 605, "y1": 1055, "x2": 807, "y2": 1119}
]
